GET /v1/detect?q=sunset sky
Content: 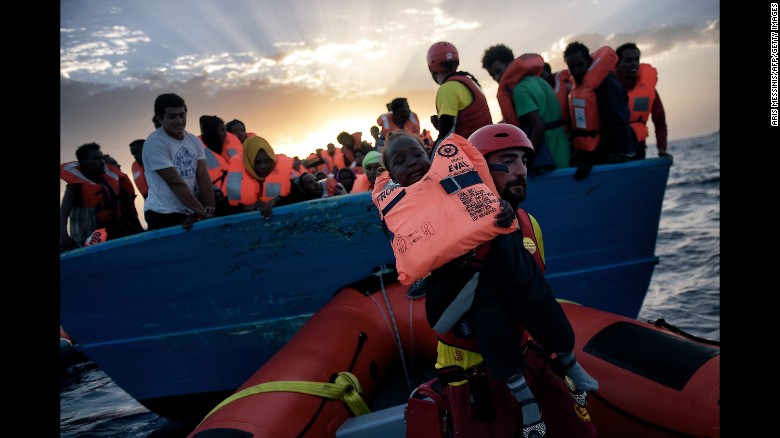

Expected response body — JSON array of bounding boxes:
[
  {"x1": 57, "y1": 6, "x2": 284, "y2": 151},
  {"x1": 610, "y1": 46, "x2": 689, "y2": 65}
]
[{"x1": 60, "y1": 0, "x2": 720, "y2": 218}]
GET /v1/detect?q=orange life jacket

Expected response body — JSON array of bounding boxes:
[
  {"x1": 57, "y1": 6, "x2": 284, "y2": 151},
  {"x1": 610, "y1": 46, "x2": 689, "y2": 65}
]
[
  {"x1": 60, "y1": 162, "x2": 125, "y2": 225},
  {"x1": 202, "y1": 146, "x2": 230, "y2": 193},
  {"x1": 292, "y1": 161, "x2": 307, "y2": 178},
  {"x1": 437, "y1": 207, "x2": 545, "y2": 351},
  {"x1": 569, "y1": 46, "x2": 618, "y2": 152},
  {"x1": 328, "y1": 148, "x2": 347, "y2": 170},
  {"x1": 131, "y1": 160, "x2": 148, "y2": 198},
  {"x1": 222, "y1": 132, "x2": 243, "y2": 162},
  {"x1": 377, "y1": 111, "x2": 422, "y2": 139},
  {"x1": 441, "y1": 74, "x2": 493, "y2": 139},
  {"x1": 624, "y1": 63, "x2": 657, "y2": 143},
  {"x1": 351, "y1": 173, "x2": 372, "y2": 193},
  {"x1": 552, "y1": 70, "x2": 573, "y2": 131},
  {"x1": 225, "y1": 154, "x2": 294, "y2": 206},
  {"x1": 340, "y1": 132, "x2": 361, "y2": 165},
  {"x1": 496, "y1": 53, "x2": 545, "y2": 126},
  {"x1": 372, "y1": 133, "x2": 516, "y2": 285}
]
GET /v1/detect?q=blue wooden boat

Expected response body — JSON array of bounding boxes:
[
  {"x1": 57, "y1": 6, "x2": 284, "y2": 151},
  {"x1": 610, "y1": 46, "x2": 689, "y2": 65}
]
[{"x1": 59, "y1": 157, "x2": 671, "y2": 420}]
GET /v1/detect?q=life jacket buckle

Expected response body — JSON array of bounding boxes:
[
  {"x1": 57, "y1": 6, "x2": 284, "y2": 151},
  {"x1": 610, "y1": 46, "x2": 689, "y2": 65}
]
[{"x1": 442, "y1": 175, "x2": 462, "y2": 194}]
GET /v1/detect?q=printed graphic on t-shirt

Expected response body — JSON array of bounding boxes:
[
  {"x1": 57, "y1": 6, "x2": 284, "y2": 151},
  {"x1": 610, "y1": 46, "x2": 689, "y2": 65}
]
[{"x1": 175, "y1": 146, "x2": 199, "y2": 178}]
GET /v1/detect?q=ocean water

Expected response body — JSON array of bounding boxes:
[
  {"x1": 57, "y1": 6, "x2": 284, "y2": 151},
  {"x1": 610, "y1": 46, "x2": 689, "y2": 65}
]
[{"x1": 59, "y1": 132, "x2": 720, "y2": 437}]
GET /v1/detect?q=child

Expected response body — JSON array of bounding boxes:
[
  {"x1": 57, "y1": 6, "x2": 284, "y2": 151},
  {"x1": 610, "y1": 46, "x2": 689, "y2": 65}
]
[{"x1": 379, "y1": 131, "x2": 598, "y2": 438}]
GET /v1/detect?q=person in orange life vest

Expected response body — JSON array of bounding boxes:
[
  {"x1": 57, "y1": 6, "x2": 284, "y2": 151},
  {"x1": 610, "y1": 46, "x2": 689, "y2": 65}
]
[
  {"x1": 225, "y1": 119, "x2": 256, "y2": 145},
  {"x1": 143, "y1": 93, "x2": 215, "y2": 231},
  {"x1": 333, "y1": 167, "x2": 357, "y2": 193},
  {"x1": 564, "y1": 41, "x2": 639, "y2": 181},
  {"x1": 351, "y1": 150, "x2": 383, "y2": 193},
  {"x1": 615, "y1": 42, "x2": 670, "y2": 162},
  {"x1": 129, "y1": 139, "x2": 149, "y2": 199},
  {"x1": 200, "y1": 115, "x2": 243, "y2": 162},
  {"x1": 226, "y1": 135, "x2": 295, "y2": 219},
  {"x1": 60, "y1": 142, "x2": 144, "y2": 252},
  {"x1": 313, "y1": 147, "x2": 333, "y2": 175},
  {"x1": 336, "y1": 131, "x2": 362, "y2": 167},
  {"x1": 541, "y1": 63, "x2": 573, "y2": 134},
  {"x1": 481, "y1": 44, "x2": 570, "y2": 174},
  {"x1": 376, "y1": 97, "x2": 421, "y2": 145},
  {"x1": 198, "y1": 115, "x2": 243, "y2": 217},
  {"x1": 325, "y1": 142, "x2": 347, "y2": 171},
  {"x1": 426, "y1": 41, "x2": 493, "y2": 149},
  {"x1": 383, "y1": 130, "x2": 598, "y2": 438},
  {"x1": 432, "y1": 124, "x2": 599, "y2": 438}
]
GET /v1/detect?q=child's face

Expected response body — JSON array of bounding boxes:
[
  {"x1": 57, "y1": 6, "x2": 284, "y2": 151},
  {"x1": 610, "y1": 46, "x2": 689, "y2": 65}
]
[
  {"x1": 300, "y1": 173, "x2": 321, "y2": 195},
  {"x1": 385, "y1": 136, "x2": 431, "y2": 186}
]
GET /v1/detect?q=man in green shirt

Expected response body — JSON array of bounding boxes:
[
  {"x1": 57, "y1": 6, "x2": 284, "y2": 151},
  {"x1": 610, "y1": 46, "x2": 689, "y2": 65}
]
[{"x1": 481, "y1": 44, "x2": 571, "y2": 174}]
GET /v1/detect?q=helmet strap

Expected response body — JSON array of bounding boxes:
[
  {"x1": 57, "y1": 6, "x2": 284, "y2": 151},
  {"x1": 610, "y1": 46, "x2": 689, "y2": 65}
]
[{"x1": 488, "y1": 163, "x2": 509, "y2": 173}]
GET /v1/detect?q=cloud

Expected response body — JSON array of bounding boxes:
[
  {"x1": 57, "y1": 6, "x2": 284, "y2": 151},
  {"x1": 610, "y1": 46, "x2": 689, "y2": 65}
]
[{"x1": 544, "y1": 19, "x2": 720, "y2": 70}]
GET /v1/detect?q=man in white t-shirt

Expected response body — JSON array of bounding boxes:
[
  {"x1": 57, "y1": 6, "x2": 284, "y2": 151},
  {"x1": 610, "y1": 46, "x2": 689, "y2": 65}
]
[{"x1": 143, "y1": 93, "x2": 215, "y2": 230}]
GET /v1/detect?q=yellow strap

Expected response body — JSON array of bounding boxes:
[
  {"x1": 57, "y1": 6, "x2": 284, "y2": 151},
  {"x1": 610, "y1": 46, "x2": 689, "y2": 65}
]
[{"x1": 198, "y1": 371, "x2": 371, "y2": 425}]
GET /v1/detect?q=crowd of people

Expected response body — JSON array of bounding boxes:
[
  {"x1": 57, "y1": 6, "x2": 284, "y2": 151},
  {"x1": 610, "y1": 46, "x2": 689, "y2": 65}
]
[{"x1": 61, "y1": 39, "x2": 671, "y2": 438}]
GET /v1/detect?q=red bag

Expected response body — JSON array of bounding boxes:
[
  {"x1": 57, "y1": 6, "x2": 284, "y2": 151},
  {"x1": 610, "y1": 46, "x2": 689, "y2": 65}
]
[
  {"x1": 405, "y1": 378, "x2": 449, "y2": 438},
  {"x1": 405, "y1": 374, "x2": 522, "y2": 438},
  {"x1": 442, "y1": 375, "x2": 522, "y2": 438}
]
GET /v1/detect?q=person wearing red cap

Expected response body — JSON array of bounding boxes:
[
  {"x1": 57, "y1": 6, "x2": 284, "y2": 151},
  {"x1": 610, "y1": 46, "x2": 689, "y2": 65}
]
[
  {"x1": 426, "y1": 41, "x2": 493, "y2": 149},
  {"x1": 386, "y1": 126, "x2": 598, "y2": 438},
  {"x1": 431, "y1": 124, "x2": 600, "y2": 438}
]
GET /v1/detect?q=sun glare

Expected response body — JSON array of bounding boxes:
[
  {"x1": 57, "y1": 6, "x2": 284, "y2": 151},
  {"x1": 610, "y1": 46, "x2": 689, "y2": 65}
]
[{"x1": 272, "y1": 117, "x2": 378, "y2": 159}]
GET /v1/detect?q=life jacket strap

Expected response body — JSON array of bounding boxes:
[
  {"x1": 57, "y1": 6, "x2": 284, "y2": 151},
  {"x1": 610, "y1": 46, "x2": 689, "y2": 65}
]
[
  {"x1": 380, "y1": 188, "x2": 406, "y2": 216},
  {"x1": 440, "y1": 170, "x2": 482, "y2": 194}
]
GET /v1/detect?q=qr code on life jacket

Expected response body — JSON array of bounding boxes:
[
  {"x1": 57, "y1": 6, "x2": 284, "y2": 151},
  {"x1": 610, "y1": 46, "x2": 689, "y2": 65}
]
[{"x1": 459, "y1": 188, "x2": 495, "y2": 221}]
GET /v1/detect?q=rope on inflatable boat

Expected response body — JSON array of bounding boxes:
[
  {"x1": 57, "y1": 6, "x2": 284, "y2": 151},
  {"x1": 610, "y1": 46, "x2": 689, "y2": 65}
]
[
  {"x1": 369, "y1": 264, "x2": 415, "y2": 393},
  {"x1": 650, "y1": 318, "x2": 720, "y2": 346},
  {"x1": 197, "y1": 371, "x2": 371, "y2": 425}
]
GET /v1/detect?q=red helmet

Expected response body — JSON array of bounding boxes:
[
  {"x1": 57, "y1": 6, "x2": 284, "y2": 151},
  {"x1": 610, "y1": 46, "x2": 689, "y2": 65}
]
[
  {"x1": 468, "y1": 123, "x2": 535, "y2": 157},
  {"x1": 427, "y1": 42, "x2": 459, "y2": 74}
]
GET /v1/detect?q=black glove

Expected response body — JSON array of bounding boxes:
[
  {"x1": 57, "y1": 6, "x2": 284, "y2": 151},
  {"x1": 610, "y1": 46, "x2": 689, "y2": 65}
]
[
  {"x1": 574, "y1": 161, "x2": 594, "y2": 181},
  {"x1": 659, "y1": 151, "x2": 673, "y2": 165},
  {"x1": 494, "y1": 200, "x2": 516, "y2": 228},
  {"x1": 430, "y1": 115, "x2": 439, "y2": 130}
]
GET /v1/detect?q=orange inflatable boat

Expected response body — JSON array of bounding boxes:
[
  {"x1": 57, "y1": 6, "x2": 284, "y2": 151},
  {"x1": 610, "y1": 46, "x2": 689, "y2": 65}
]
[{"x1": 188, "y1": 282, "x2": 719, "y2": 438}]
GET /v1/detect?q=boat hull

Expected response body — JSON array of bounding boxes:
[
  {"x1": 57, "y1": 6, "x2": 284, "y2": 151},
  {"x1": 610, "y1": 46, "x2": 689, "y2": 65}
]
[{"x1": 60, "y1": 158, "x2": 671, "y2": 419}]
